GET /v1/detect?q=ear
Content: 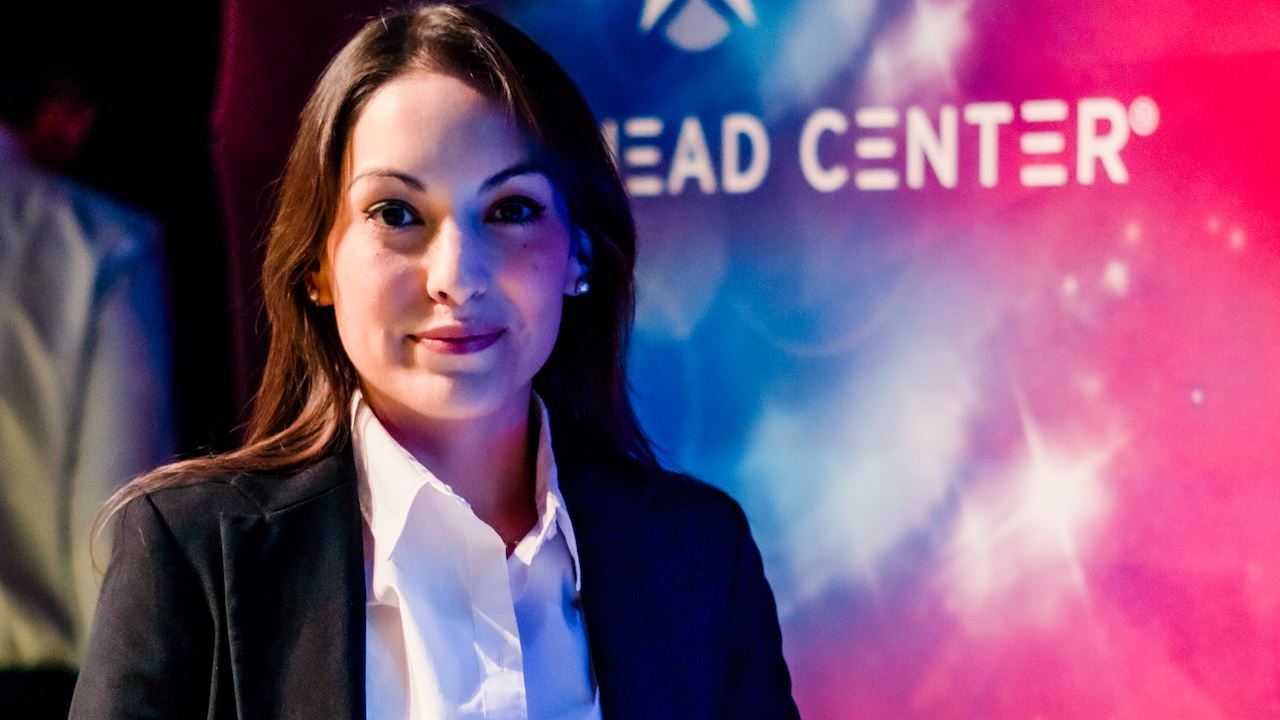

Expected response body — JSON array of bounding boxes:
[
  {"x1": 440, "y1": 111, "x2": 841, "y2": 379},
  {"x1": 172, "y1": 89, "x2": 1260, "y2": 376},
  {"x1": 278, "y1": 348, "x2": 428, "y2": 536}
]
[
  {"x1": 309, "y1": 260, "x2": 335, "y2": 306},
  {"x1": 563, "y1": 227, "x2": 593, "y2": 296}
]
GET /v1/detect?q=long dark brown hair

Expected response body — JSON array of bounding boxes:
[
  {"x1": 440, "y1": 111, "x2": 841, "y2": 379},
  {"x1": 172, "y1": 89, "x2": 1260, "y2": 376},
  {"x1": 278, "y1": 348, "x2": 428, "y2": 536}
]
[{"x1": 99, "y1": 3, "x2": 657, "y2": 529}]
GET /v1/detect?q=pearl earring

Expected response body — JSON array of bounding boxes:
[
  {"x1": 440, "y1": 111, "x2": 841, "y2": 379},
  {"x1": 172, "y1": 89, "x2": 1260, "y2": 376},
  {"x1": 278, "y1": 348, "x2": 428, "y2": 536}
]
[{"x1": 575, "y1": 278, "x2": 590, "y2": 295}]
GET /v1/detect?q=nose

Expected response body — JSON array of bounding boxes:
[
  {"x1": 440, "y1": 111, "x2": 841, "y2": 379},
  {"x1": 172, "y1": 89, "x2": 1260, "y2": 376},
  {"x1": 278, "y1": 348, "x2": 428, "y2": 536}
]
[{"x1": 424, "y1": 216, "x2": 489, "y2": 306}]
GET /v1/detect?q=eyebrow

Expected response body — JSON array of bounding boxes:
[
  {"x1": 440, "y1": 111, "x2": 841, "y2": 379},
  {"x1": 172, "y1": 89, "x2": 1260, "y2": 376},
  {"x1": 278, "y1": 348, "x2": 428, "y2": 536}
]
[
  {"x1": 347, "y1": 169, "x2": 423, "y2": 192},
  {"x1": 347, "y1": 160, "x2": 547, "y2": 194},
  {"x1": 479, "y1": 160, "x2": 546, "y2": 192}
]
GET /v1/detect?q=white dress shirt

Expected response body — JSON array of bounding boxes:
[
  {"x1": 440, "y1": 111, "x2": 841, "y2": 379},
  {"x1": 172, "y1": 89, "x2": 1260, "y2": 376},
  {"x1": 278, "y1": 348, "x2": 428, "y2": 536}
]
[{"x1": 350, "y1": 390, "x2": 602, "y2": 720}]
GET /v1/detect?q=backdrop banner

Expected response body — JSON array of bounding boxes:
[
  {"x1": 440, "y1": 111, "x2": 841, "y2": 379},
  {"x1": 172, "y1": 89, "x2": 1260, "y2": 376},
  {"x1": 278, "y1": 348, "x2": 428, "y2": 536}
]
[{"x1": 504, "y1": 1, "x2": 1280, "y2": 717}]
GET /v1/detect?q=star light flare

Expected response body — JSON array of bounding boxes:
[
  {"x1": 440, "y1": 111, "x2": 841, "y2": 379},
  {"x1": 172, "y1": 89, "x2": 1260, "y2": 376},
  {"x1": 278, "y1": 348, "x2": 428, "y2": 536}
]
[{"x1": 942, "y1": 392, "x2": 1122, "y2": 629}]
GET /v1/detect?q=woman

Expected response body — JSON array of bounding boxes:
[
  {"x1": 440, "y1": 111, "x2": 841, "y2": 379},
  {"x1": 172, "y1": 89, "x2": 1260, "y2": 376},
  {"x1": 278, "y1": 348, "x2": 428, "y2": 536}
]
[{"x1": 70, "y1": 5, "x2": 797, "y2": 718}]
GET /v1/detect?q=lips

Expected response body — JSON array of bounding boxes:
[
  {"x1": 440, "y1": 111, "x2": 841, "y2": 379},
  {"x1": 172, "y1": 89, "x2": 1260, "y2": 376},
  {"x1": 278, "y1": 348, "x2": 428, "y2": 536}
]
[{"x1": 410, "y1": 325, "x2": 505, "y2": 354}]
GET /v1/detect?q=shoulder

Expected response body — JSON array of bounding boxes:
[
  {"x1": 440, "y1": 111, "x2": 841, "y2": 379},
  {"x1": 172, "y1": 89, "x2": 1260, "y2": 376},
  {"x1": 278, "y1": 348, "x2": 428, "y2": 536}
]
[
  {"x1": 586, "y1": 452, "x2": 754, "y2": 549},
  {"x1": 602, "y1": 448, "x2": 744, "y2": 512},
  {"x1": 113, "y1": 441, "x2": 357, "y2": 558},
  {"x1": 646, "y1": 465, "x2": 748, "y2": 525}
]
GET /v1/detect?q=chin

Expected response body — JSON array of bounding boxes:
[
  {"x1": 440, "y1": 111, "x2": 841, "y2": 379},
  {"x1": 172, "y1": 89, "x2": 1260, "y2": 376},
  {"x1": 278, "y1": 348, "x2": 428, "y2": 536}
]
[{"x1": 394, "y1": 375, "x2": 528, "y2": 422}]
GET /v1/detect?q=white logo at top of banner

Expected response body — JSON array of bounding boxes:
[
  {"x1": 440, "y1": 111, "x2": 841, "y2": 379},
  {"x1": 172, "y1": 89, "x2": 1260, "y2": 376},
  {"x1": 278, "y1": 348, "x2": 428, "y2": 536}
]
[{"x1": 640, "y1": 0, "x2": 756, "y2": 52}]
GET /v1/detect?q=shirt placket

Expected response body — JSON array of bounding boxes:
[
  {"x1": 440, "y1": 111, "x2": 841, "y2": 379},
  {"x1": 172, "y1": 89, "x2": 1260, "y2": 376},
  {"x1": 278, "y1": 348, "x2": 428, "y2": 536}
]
[{"x1": 465, "y1": 526, "x2": 528, "y2": 720}]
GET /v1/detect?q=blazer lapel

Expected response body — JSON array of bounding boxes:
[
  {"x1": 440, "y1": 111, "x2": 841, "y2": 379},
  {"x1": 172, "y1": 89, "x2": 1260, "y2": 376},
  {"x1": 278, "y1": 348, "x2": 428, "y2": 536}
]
[
  {"x1": 221, "y1": 444, "x2": 366, "y2": 720},
  {"x1": 556, "y1": 446, "x2": 677, "y2": 719}
]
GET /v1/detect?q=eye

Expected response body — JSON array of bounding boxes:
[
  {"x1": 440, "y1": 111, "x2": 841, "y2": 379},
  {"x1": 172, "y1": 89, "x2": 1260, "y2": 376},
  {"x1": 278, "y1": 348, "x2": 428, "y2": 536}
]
[
  {"x1": 365, "y1": 201, "x2": 422, "y2": 229},
  {"x1": 487, "y1": 196, "x2": 546, "y2": 225}
]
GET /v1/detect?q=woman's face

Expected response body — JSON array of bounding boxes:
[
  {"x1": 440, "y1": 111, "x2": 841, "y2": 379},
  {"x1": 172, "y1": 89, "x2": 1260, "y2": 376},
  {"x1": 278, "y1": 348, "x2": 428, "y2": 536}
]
[{"x1": 314, "y1": 70, "x2": 582, "y2": 428}]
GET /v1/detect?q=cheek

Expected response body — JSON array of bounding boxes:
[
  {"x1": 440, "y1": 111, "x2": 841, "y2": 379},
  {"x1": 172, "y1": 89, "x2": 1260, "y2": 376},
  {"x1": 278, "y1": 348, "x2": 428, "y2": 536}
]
[
  {"x1": 504, "y1": 245, "x2": 571, "y2": 343},
  {"x1": 330, "y1": 242, "x2": 421, "y2": 343}
]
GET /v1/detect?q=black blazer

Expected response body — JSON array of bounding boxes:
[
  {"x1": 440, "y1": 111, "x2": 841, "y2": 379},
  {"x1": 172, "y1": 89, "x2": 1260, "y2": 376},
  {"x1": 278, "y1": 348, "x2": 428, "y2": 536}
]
[{"x1": 69, "y1": 435, "x2": 799, "y2": 719}]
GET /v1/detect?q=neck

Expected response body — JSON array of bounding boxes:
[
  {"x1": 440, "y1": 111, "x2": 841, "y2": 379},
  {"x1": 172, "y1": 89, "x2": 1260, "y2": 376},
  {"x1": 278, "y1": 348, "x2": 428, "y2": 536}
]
[{"x1": 364, "y1": 387, "x2": 539, "y2": 545}]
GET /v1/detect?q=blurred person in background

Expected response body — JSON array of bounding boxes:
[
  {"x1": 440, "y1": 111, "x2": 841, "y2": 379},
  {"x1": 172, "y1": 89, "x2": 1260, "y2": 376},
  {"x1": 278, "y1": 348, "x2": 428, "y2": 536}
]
[{"x1": 0, "y1": 11, "x2": 175, "y2": 718}]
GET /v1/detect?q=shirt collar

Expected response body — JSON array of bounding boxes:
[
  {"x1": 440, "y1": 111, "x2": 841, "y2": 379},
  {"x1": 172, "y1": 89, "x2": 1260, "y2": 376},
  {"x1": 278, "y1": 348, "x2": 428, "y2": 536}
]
[{"x1": 349, "y1": 389, "x2": 583, "y2": 591}]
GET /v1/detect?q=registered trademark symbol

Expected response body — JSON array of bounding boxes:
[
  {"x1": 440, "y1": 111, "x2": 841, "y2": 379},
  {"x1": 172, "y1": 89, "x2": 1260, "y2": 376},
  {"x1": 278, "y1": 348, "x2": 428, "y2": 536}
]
[{"x1": 1129, "y1": 97, "x2": 1159, "y2": 136}]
